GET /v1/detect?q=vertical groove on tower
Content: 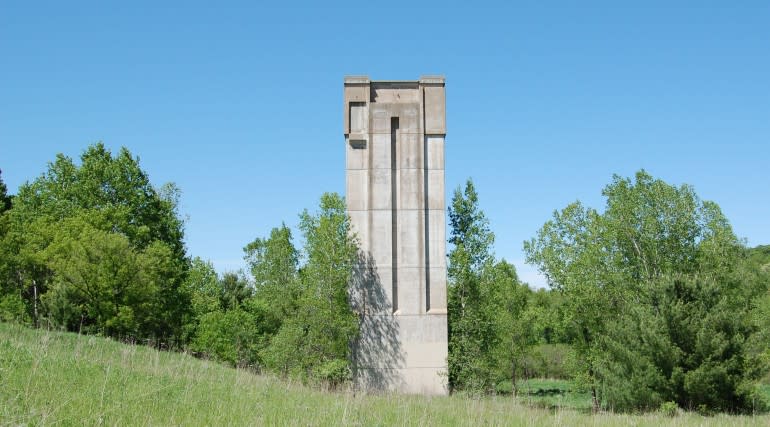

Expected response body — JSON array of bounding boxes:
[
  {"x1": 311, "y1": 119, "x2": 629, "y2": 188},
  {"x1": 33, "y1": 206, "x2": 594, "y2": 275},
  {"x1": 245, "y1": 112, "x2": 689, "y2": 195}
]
[
  {"x1": 423, "y1": 138, "x2": 431, "y2": 311},
  {"x1": 390, "y1": 117, "x2": 399, "y2": 313}
]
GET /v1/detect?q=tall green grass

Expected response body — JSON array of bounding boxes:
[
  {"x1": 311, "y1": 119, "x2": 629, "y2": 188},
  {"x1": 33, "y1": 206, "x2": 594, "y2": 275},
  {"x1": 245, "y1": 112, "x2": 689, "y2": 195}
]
[{"x1": 1, "y1": 323, "x2": 768, "y2": 426}]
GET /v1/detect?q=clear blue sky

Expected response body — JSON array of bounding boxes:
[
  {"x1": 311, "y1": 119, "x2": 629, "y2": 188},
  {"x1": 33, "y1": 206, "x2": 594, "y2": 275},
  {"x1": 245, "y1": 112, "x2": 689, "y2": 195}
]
[{"x1": 2, "y1": 1, "x2": 768, "y2": 286}]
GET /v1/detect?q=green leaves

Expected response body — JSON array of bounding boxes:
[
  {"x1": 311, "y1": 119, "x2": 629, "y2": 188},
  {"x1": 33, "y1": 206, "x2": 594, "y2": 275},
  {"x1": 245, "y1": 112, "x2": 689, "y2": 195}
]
[
  {"x1": 525, "y1": 169, "x2": 768, "y2": 412},
  {"x1": 220, "y1": 192, "x2": 360, "y2": 385},
  {"x1": 40, "y1": 214, "x2": 175, "y2": 337},
  {"x1": 268, "y1": 193, "x2": 358, "y2": 383},
  {"x1": 0, "y1": 143, "x2": 189, "y2": 341}
]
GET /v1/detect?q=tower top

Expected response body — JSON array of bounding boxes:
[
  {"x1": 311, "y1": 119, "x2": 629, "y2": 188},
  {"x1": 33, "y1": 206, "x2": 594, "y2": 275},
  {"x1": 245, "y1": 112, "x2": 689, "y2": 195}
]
[
  {"x1": 343, "y1": 76, "x2": 446, "y2": 136},
  {"x1": 344, "y1": 76, "x2": 445, "y2": 85}
]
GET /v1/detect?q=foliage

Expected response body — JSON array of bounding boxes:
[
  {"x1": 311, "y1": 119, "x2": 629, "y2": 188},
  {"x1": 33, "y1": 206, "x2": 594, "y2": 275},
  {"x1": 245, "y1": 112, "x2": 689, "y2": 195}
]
[
  {"x1": 520, "y1": 344, "x2": 571, "y2": 380},
  {"x1": 525, "y1": 170, "x2": 769, "y2": 412},
  {"x1": 447, "y1": 179, "x2": 497, "y2": 392},
  {"x1": 484, "y1": 260, "x2": 535, "y2": 395},
  {"x1": 447, "y1": 179, "x2": 543, "y2": 395},
  {"x1": 219, "y1": 272, "x2": 252, "y2": 311},
  {"x1": 244, "y1": 224, "x2": 300, "y2": 331},
  {"x1": 191, "y1": 308, "x2": 260, "y2": 368},
  {"x1": 180, "y1": 257, "x2": 221, "y2": 341},
  {"x1": 234, "y1": 193, "x2": 360, "y2": 383},
  {"x1": 41, "y1": 214, "x2": 175, "y2": 338},
  {"x1": 660, "y1": 401, "x2": 680, "y2": 417},
  {"x1": 0, "y1": 169, "x2": 10, "y2": 213},
  {"x1": 0, "y1": 143, "x2": 189, "y2": 342},
  {"x1": 748, "y1": 245, "x2": 770, "y2": 273}
]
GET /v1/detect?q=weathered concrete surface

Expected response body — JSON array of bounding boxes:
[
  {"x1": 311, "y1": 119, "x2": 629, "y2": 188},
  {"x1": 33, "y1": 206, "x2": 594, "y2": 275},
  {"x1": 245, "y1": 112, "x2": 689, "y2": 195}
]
[{"x1": 345, "y1": 76, "x2": 448, "y2": 395}]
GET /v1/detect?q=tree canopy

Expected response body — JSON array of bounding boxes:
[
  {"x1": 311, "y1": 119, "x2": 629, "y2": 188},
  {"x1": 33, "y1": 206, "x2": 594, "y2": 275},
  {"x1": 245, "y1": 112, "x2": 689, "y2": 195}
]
[
  {"x1": 525, "y1": 170, "x2": 768, "y2": 412},
  {"x1": 0, "y1": 143, "x2": 189, "y2": 340}
]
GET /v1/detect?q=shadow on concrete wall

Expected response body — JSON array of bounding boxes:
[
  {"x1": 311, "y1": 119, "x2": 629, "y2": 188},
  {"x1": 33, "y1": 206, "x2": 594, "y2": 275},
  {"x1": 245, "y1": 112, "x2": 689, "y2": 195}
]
[{"x1": 349, "y1": 251, "x2": 404, "y2": 392}]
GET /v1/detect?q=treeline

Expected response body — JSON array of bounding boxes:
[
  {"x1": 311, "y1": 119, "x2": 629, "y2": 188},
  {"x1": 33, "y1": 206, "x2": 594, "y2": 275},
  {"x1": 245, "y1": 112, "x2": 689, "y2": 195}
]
[
  {"x1": 2, "y1": 144, "x2": 769, "y2": 414},
  {"x1": 443, "y1": 172, "x2": 770, "y2": 414},
  {"x1": 186, "y1": 195, "x2": 359, "y2": 385},
  {"x1": 445, "y1": 181, "x2": 569, "y2": 395},
  {"x1": 0, "y1": 145, "x2": 187, "y2": 340},
  {"x1": 0, "y1": 144, "x2": 358, "y2": 386}
]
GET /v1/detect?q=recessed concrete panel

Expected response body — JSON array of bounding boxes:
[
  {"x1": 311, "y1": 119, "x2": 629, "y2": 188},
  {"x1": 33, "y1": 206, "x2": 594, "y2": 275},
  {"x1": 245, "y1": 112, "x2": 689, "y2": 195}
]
[
  {"x1": 370, "y1": 168, "x2": 392, "y2": 210},
  {"x1": 427, "y1": 170, "x2": 445, "y2": 210},
  {"x1": 368, "y1": 210, "x2": 392, "y2": 267},
  {"x1": 350, "y1": 267, "x2": 394, "y2": 315},
  {"x1": 398, "y1": 168, "x2": 424, "y2": 210},
  {"x1": 397, "y1": 313, "x2": 447, "y2": 339},
  {"x1": 423, "y1": 85, "x2": 446, "y2": 135},
  {"x1": 346, "y1": 137, "x2": 369, "y2": 170},
  {"x1": 398, "y1": 106, "x2": 420, "y2": 133},
  {"x1": 350, "y1": 102, "x2": 368, "y2": 134},
  {"x1": 370, "y1": 133, "x2": 391, "y2": 169},
  {"x1": 371, "y1": 107, "x2": 393, "y2": 134},
  {"x1": 371, "y1": 84, "x2": 420, "y2": 104},
  {"x1": 398, "y1": 132, "x2": 422, "y2": 169},
  {"x1": 428, "y1": 267, "x2": 448, "y2": 312},
  {"x1": 427, "y1": 209, "x2": 447, "y2": 268},
  {"x1": 396, "y1": 267, "x2": 425, "y2": 315},
  {"x1": 345, "y1": 76, "x2": 447, "y2": 395},
  {"x1": 426, "y1": 136, "x2": 445, "y2": 170},
  {"x1": 346, "y1": 169, "x2": 368, "y2": 211},
  {"x1": 397, "y1": 209, "x2": 424, "y2": 269},
  {"x1": 348, "y1": 210, "x2": 369, "y2": 247}
]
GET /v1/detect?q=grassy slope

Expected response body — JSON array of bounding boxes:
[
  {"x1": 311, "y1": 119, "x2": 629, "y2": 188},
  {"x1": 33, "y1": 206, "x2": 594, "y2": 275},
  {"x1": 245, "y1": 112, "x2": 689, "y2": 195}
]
[{"x1": 1, "y1": 323, "x2": 769, "y2": 426}]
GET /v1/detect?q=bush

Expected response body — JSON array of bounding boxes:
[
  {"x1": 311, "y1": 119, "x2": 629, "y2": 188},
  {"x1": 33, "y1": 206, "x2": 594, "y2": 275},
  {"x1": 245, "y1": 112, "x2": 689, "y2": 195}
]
[
  {"x1": 192, "y1": 309, "x2": 259, "y2": 368},
  {"x1": 315, "y1": 359, "x2": 351, "y2": 390},
  {"x1": 0, "y1": 293, "x2": 29, "y2": 324},
  {"x1": 659, "y1": 401, "x2": 678, "y2": 417},
  {"x1": 495, "y1": 380, "x2": 513, "y2": 395}
]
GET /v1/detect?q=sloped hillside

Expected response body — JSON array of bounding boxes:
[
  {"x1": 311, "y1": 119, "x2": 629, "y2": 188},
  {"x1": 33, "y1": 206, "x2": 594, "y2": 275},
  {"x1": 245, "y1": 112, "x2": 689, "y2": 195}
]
[{"x1": 0, "y1": 323, "x2": 767, "y2": 426}]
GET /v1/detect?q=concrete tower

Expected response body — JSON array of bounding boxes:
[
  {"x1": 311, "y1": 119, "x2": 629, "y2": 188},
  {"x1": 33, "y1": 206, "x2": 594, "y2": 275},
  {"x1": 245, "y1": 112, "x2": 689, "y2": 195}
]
[{"x1": 344, "y1": 76, "x2": 448, "y2": 395}]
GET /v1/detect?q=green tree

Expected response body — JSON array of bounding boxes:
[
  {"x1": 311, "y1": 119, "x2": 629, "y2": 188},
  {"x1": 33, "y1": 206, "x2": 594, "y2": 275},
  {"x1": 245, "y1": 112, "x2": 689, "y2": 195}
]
[
  {"x1": 524, "y1": 170, "x2": 768, "y2": 412},
  {"x1": 41, "y1": 214, "x2": 177, "y2": 338},
  {"x1": 191, "y1": 308, "x2": 260, "y2": 368},
  {"x1": 0, "y1": 144, "x2": 189, "y2": 341},
  {"x1": 180, "y1": 257, "x2": 222, "y2": 341},
  {"x1": 748, "y1": 245, "x2": 770, "y2": 273},
  {"x1": 261, "y1": 193, "x2": 359, "y2": 386},
  {"x1": 0, "y1": 169, "x2": 28, "y2": 322},
  {"x1": 482, "y1": 259, "x2": 534, "y2": 395},
  {"x1": 447, "y1": 179, "x2": 496, "y2": 392},
  {"x1": 244, "y1": 224, "x2": 300, "y2": 323},
  {"x1": 11, "y1": 144, "x2": 185, "y2": 255},
  {"x1": 219, "y1": 272, "x2": 252, "y2": 311},
  {"x1": 242, "y1": 224, "x2": 300, "y2": 358},
  {"x1": 0, "y1": 169, "x2": 10, "y2": 213}
]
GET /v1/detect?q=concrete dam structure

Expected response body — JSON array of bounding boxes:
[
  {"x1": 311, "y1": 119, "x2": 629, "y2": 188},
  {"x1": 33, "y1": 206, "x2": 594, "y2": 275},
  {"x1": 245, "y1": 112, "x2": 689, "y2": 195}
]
[{"x1": 344, "y1": 76, "x2": 448, "y2": 395}]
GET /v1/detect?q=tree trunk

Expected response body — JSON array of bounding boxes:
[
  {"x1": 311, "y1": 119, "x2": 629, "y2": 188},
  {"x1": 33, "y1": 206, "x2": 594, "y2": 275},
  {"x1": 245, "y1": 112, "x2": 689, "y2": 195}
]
[
  {"x1": 511, "y1": 359, "x2": 517, "y2": 397},
  {"x1": 32, "y1": 279, "x2": 38, "y2": 328},
  {"x1": 589, "y1": 366, "x2": 600, "y2": 413}
]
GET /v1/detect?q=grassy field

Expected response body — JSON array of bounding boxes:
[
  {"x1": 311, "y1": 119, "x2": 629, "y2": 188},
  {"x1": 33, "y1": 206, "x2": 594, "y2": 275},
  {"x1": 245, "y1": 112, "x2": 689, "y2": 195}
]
[{"x1": 2, "y1": 323, "x2": 769, "y2": 426}]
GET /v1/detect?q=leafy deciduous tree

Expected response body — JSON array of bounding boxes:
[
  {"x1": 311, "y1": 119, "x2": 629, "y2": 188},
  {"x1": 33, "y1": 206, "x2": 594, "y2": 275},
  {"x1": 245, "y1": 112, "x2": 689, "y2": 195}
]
[
  {"x1": 524, "y1": 170, "x2": 768, "y2": 412},
  {"x1": 447, "y1": 179, "x2": 497, "y2": 392}
]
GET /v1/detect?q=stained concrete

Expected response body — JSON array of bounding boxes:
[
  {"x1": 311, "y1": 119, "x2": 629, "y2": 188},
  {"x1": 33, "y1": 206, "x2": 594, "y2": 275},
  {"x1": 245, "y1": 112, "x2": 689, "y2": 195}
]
[{"x1": 345, "y1": 76, "x2": 448, "y2": 395}]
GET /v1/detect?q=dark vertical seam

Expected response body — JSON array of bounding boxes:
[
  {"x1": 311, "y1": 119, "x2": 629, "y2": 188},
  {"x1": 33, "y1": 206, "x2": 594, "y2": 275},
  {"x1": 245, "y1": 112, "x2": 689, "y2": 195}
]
[{"x1": 391, "y1": 117, "x2": 399, "y2": 314}]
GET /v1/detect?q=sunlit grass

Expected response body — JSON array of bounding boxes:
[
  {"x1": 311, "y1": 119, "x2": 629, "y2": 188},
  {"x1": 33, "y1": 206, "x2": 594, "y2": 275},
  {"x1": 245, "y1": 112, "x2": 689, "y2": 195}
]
[{"x1": 1, "y1": 322, "x2": 769, "y2": 426}]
